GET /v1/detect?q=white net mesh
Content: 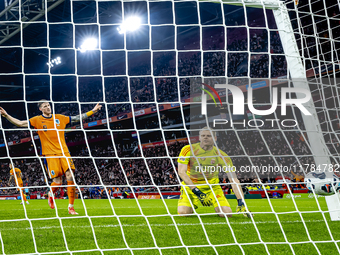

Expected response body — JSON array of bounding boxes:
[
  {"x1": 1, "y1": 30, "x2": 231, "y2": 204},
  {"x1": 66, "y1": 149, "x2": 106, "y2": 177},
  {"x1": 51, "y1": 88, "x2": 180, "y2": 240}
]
[{"x1": 1, "y1": 0, "x2": 340, "y2": 254}]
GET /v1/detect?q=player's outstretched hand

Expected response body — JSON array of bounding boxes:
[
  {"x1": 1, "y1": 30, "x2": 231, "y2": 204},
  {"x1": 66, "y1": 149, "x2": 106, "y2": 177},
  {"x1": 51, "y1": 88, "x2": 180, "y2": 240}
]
[
  {"x1": 0, "y1": 107, "x2": 8, "y2": 117},
  {"x1": 92, "y1": 103, "x2": 102, "y2": 114},
  {"x1": 192, "y1": 187, "x2": 213, "y2": 207}
]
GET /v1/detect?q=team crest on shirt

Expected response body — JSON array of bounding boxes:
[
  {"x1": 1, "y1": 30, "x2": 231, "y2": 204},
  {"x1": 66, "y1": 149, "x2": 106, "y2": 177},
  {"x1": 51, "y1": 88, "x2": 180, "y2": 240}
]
[
  {"x1": 55, "y1": 119, "x2": 60, "y2": 125},
  {"x1": 210, "y1": 159, "x2": 216, "y2": 164}
]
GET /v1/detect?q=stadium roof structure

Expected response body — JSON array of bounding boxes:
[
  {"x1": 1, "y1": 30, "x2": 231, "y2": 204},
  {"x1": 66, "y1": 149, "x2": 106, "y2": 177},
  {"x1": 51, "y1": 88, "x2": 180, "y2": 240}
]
[
  {"x1": 0, "y1": 0, "x2": 66, "y2": 46},
  {"x1": 0, "y1": 0, "x2": 121, "y2": 99},
  {"x1": 0, "y1": 0, "x2": 334, "y2": 101},
  {"x1": 0, "y1": 0, "x2": 225, "y2": 100}
]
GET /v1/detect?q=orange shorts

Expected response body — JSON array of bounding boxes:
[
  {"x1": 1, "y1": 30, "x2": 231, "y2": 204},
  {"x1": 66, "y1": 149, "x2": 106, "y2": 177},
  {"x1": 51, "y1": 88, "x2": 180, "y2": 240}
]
[
  {"x1": 16, "y1": 181, "x2": 23, "y2": 192},
  {"x1": 43, "y1": 153, "x2": 75, "y2": 179}
]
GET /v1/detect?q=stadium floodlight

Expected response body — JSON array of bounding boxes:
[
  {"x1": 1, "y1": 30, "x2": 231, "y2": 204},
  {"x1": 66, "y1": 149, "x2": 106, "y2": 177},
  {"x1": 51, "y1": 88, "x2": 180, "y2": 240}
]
[
  {"x1": 46, "y1": 56, "x2": 61, "y2": 68},
  {"x1": 117, "y1": 16, "x2": 141, "y2": 34},
  {"x1": 79, "y1": 38, "x2": 97, "y2": 53}
]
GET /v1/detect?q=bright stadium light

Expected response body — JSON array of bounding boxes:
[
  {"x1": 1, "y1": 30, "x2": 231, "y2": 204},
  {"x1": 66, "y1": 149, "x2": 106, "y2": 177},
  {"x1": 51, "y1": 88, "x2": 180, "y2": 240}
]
[
  {"x1": 46, "y1": 56, "x2": 61, "y2": 68},
  {"x1": 79, "y1": 38, "x2": 97, "y2": 53},
  {"x1": 117, "y1": 16, "x2": 141, "y2": 34}
]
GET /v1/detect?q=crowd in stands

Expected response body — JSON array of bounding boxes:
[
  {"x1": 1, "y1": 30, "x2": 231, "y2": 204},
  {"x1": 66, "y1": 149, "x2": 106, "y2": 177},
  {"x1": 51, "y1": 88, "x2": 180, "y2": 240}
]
[
  {"x1": 153, "y1": 52, "x2": 176, "y2": 76},
  {"x1": 2, "y1": 4, "x2": 340, "y2": 198},
  {"x1": 0, "y1": 23, "x2": 290, "y2": 137},
  {"x1": 178, "y1": 52, "x2": 201, "y2": 76},
  {"x1": 250, "y1": 54, "x2": 269, "y2": 78},
  {"x1": 1, "y1": 125, "x2": 315, "y2": 197},
  {"x1": 156, "y1": 78, "x2": 178, "y2": 102},
  {"x1": 203, "y1": 52, "x2": 226, "y2": 77},
  {"x1": 105, "y1": 77, "x2": 129, "y2": 103},
  {"x1": 130, "y1": 77, "x2": 154, "y2": 103},
  {"x1": 0, "y1": 158, "x2": 47, "y2": 196},
  {"x1": 293, "y1": 2, "x2": 340, "y2": 69}
]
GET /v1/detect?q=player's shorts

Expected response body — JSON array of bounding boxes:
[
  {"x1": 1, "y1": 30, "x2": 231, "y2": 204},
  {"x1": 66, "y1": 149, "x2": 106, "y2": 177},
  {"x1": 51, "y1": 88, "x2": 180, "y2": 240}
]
[
  {"x1": 178, "y1": 182, "x2": 230, "y2": 208},
  {"x1": 15, "y1": 180, "x2": 23, "y2": 192},
  {"x1": 43, "y1": 153, "x2": 75, "y2": 179}
]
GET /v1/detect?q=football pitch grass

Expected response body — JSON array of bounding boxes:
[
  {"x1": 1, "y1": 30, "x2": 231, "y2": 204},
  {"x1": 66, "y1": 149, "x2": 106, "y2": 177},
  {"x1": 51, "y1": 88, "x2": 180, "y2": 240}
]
[{"x1": 0, "y1": 198, "x2": 340, "y2": 255}]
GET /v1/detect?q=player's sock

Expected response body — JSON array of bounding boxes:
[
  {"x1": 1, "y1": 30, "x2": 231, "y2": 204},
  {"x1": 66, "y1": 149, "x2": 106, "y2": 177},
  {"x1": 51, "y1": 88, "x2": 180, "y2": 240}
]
[
  {"x1": 67, "y1": 181, "x2": 75, "y2": 207},
  {"x1": 48, "y1": 182, "x2": 61, "y2": 210},
  {"x1": 237, "y1": 199, "x2": 244, "y2": 207},
  {"x1": 51, "y1": 182, "x2": 61, "y2": 194},
  {"x1": 21, "y1": 191, "x2": 27, "y2": 202}
]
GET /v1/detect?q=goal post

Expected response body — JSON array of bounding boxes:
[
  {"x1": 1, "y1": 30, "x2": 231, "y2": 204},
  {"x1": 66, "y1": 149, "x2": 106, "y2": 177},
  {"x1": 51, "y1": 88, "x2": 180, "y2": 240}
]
[
  {"x1": 219, "y1": 0, "x2": 340, "y2": 220},
  {"x1": 220, "y1": 0, "x2": 331, "y2": 165},
  {"x1": 271, "y1": 1, "x2": 340, "y2": 221},
  {"x1": 272, "y1": 1, "x2": 332, "y2": 169}
]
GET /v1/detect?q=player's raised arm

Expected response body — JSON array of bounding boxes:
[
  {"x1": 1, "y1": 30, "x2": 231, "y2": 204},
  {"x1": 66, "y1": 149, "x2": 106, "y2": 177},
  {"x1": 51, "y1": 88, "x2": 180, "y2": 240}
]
[
  {"x1": 8, "y1": 175, "x2": 13, "y2": 186},
  {"x1": 0, "y1": 107, "x2": 28, "y2": 127},
  {"x1": 70, "y1": 103, "x2": 102, "y2": 124}
]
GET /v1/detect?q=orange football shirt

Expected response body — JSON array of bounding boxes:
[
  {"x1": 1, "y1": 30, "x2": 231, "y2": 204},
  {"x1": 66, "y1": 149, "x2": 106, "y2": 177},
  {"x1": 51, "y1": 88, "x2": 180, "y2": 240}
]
[
  {"x1": 10, "y1": 168, "x2": 22, "y2": 184},
  {"x1": 29, "y1": 114, "x2": 70, "y2": 156}
]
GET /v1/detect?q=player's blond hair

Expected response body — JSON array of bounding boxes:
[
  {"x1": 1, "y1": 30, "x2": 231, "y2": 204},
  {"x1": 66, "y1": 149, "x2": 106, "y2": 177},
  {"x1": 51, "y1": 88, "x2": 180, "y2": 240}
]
[
  {"x1": 199, "y1": 126, "x2": 216, "y2": 137},
  {"x1": 38, "y1": 99, "x2": 49, "y2": 108}
]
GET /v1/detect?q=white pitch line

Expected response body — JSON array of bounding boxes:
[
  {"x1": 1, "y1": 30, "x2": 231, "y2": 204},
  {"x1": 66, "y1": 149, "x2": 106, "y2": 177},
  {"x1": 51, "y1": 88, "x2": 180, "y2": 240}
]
[
  {"x1": 0, "y1": 206, "x2": 176, "y2": 211},
  {"x1": 1, "y1": 206, "x2": 323, "y2": 211},
  {"x1": 0, "y1": 219, "x2": 328, "y2": 231}
]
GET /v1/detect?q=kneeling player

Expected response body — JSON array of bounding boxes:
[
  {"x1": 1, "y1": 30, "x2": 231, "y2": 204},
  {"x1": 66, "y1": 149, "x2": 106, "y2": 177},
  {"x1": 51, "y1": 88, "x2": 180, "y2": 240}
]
[{"x1": 177, "y1": 127, "x2": 250, "y2": 218}]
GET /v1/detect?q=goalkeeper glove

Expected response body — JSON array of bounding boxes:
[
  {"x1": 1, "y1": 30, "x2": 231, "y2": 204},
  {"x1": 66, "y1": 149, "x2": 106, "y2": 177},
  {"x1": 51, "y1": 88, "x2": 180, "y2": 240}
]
[
  {"x1": 236, "y1": 204, "x2": 252, "y2": 218},
  {"x1": 192, "y1": 187, "x2": 213, "y2": 207}
]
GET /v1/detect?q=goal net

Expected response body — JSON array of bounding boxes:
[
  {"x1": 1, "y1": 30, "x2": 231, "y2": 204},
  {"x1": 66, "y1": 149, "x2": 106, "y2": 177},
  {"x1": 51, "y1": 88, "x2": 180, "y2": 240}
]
[{"x1": 0, "y1": 0, "x2": 340, "y2": 254}]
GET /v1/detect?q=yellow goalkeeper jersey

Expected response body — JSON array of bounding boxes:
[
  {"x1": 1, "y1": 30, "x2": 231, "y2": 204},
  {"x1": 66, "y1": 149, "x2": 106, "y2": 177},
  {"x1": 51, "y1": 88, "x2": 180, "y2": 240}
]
[{"x1": 177, "y1": 143, "x2": 234, "y2": 184}]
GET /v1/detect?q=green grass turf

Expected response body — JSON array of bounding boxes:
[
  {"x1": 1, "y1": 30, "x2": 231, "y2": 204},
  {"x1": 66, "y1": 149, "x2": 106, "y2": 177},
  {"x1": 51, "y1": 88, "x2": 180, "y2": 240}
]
[{"x1": 0, "y1": 198, "x2": 340, "y2": 255}]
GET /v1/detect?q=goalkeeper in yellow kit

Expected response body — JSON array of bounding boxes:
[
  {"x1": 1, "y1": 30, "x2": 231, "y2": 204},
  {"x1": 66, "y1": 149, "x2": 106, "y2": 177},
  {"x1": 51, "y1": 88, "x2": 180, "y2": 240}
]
[{"x1": 177, "y1": 127, "x2": 250, "y2": 218}]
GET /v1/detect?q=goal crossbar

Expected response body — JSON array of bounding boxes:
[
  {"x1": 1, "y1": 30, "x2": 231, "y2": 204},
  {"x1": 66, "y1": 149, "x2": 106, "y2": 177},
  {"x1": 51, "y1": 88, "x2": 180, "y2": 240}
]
[{"x1": 204, "y1": 0, "x2": 282, "y2": 9}]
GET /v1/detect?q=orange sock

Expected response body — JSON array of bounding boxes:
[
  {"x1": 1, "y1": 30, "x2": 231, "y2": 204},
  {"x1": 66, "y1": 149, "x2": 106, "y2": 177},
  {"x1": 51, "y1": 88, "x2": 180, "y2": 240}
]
[
  {"x1": 51, "y1": 182, "x2": 60, "y2": 194},
  {"x1": 21, "y1": 190, "x2": 27, "y2": 202},
  {"x1": 67, "y1": 181, "x2": 75, "y2": 206}
]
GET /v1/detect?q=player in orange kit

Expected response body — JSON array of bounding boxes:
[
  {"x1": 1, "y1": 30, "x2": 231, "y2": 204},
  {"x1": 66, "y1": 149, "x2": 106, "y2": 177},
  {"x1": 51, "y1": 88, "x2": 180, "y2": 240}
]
[
  {"x1": 0, "y1": 100, "x2": 102, "y2": 215},
  {"x1": 8, "y1": 163, "x2": 29, "y2": 205}
]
